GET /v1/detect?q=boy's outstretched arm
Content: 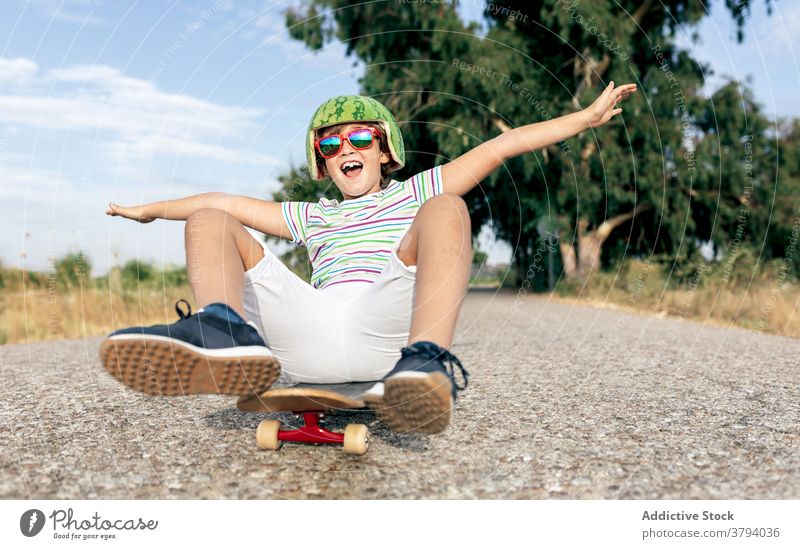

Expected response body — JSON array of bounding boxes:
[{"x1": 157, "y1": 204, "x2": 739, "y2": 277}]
[
  {"x1": 441, "y1": 81, "x2": 637, "y2": 196},
  {"x1": 106, "y1": 193, "x2": 293, "y2": 240}
]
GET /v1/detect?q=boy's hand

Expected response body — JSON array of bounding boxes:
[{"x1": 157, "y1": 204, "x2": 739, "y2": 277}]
[
  {"x1": 583, "y1": 81, "x2": 637, "y2": 129},
  {"x1": 106, "y1": 202, "x2": 156, "y2": 223}
]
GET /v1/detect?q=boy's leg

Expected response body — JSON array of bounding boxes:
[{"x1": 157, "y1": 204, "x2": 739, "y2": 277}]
[
  {"x1": 364, "y1": 193, "x2": 472, "y2": 433},
  {"x1": 184, "y1": 208, "x2": 264, "y2": 318},
  {"x1": 100, "y1": 208, "x2": 278, "y2": 396},
  {"x1": 396, "y1": 193, "x2": 472, "y2": 347}
]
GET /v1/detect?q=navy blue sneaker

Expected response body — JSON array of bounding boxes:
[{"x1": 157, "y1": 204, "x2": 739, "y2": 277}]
[
  {"x1": 363, "y1": 341, "x2": 469, "y2": 434},
  {"x1": 100, "y1": 300, "x2": 279, "y2": 396}
]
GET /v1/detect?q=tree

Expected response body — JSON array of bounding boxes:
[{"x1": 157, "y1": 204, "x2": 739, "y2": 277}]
[
  {"x1": 771, "y1": 119, "x2": 800, "y2": 277},
  {"x1": 281, "y1": 0, "x2": 776, "y2": 285},
  {"x1": 266, "y1": 165, "x2": 334, "y2": 281},
  {"x1": 120, "y1": 259, "x2": 154, "y2": 288},
  {"x1": 472, "y1": 249, "x2": 488, "y2": 268},
  {"x1": 54, "y1": 252, "x2": 91, "y2": 289},
  {"x1": 691, "y1": 79, "x2": 781, "y2": 282}
]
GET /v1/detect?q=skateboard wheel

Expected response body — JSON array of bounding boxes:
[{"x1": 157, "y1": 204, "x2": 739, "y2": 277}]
[
  {"x1": 343, "y1": 424, "x2": 369, "y2": 455},
  {"x1": 256, "y1": 419, "x2": 282, "y2": 450}
]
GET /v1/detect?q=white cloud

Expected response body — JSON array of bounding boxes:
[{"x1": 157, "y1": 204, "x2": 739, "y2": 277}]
[
  {"x1": 0, "y1": 57, "x2": 39, "y2": 86},
  {"x1": 231, "y1": 4, "x2": 354, "y2": 70},
  {"x1": 0, "y1": 162, "x2": 249, "y2": 211},
  {"x1": 106, "y1": 135, "x2": 283, "y2": 167},
  {"x1": 15, "y1": 0, "x2": 109, "y2": 26},
  {"x1": 0, "y1": 59, "x2": 280, "y2": 166},
  {"x1": 258, "y1": 13, "x2": 351, "y2": 66},
  {"x1": 754, "y1": 0, "x2": 800, "y2": 56},
  {"x1": 48, "y1": 64, "x2": 133, "y2": 85},
  {"x1": 0, "y1": 165, "x2": 66, "y2": 205}
]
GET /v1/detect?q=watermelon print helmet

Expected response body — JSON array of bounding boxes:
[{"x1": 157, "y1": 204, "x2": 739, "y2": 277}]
[{"x1": 306, "y1": 95, "x2": 405, "y2": 180}]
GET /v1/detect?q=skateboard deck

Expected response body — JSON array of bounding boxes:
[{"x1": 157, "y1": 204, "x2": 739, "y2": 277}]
[
  {"x1": 236, "y1": 381, "x2": 372, "y2": 413},
  {"x1": 237, "y1": 382, "x2": 376, "y2": 455}
]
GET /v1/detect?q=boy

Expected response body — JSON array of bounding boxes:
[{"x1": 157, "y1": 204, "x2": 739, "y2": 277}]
[{"x1": 102, "y1": 83, "x2": 636, "y2": 433}]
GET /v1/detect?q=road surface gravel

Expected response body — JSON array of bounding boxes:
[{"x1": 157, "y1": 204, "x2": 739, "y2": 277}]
[{"x1": 1, "y1": 290, "x2": 797, "y2": 499}]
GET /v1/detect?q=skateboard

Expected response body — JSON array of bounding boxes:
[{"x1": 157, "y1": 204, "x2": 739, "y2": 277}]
[{"x1": 237, "y1": 381, "x2": 375, "y2": 455}]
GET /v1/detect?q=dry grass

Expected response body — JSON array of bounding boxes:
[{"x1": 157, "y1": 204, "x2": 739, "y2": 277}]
[
  {"x1": 657, "y1": 285, "x2": 800, "y2": 336},
  {"x1": 0, "y1": 285, "x2": 195, "y2": 345},
  {"x1": 2, "y1": 259, "x2": 798, "y2": 345},
  {"x1": 554, "y1": 259, "x2": 800, "y2": 339}
]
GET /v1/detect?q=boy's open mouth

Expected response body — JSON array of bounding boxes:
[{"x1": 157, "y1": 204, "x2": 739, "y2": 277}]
[{"x1": 340, "y1": 160, "x2": 363, "y2": 179}]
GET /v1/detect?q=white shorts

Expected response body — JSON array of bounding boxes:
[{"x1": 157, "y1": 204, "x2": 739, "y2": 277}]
[{"x1": 242, "y1": 239, "x2": 416, "y2": 383}]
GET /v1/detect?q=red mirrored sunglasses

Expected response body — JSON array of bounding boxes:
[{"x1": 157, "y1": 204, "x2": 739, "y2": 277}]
[{"x1": 315, "y1": 127, "x2": 381, "y2": 159}]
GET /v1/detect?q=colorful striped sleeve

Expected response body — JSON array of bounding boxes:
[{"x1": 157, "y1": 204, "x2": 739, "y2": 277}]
[
  {"x1": 281, "y1": 201, "x2": 313, "y2": 245},
  {"x1": 404, "y1": 164, "x2": 443, "y2": 206}
]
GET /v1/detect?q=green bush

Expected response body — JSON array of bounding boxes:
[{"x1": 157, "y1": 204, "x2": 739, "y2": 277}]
[
  {"x1": 0, "y1": 255, "x2": 191, "y2": 295},
  {"x1": 54, "y1": 252, "x2": 92, "y2": 289},
  {"x1": 279, "y1": 247, "x2": 313, "y2": 283},
  {"x1": 709, "y1": 247, "x2": 760, "y2": 288},
  {"x1": 120, "y1": 260, "x2": 154, "y2": 288},
  {"x1": 161, "y1": 266, "x2": 188, "y2": 287}
]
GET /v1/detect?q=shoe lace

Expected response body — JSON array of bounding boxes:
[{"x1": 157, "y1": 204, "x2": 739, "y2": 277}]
[
  {"x1": 440, "y1": 349, "x2": 469, "y2": 391},
  {"x1": 174, "y1": 299, "x2": 193, "y2": 320},
  {"x1": 406, "y1": 341, "x2": 469, "y2": 391}
]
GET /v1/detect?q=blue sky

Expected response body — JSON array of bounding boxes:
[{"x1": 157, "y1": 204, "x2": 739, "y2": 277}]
[{"x1": 1, "y1": 0, "x2": 798, "y2": 274}]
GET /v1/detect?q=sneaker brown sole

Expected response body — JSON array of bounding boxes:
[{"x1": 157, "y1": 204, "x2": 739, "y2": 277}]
[
  {"x1": 363, "y1": 372, "x2": 453, "y2": 434},
  {"x1": 100, "y1": 336, "x2": 280, "y2": 396}
]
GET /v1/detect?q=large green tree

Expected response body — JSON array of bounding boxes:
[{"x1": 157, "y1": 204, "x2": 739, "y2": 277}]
[
  {"x1": 691, "y1": 80, "x2": 781, "y2": 273},
  {"x1": 279, "y1": 0, "x2": 778, "y2": 284}
]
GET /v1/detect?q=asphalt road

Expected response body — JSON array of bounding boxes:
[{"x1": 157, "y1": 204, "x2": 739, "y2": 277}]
[{"x1": 1, "y1": 290, "x2": 798, "y2": 499}]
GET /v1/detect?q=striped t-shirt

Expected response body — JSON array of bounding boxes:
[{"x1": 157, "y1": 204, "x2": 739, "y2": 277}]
[{"x1": 281, "y1": 165, "x2": 444, "y2": 289}]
